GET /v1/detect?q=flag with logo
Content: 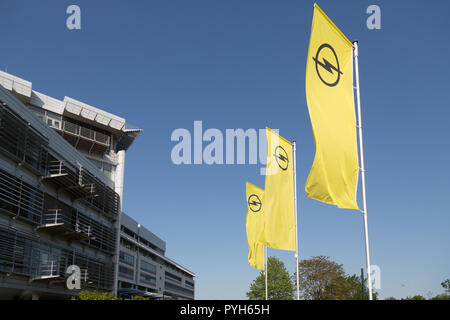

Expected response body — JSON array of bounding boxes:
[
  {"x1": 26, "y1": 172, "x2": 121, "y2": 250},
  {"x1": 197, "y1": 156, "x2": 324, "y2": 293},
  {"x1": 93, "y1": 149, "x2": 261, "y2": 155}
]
[
  {"x1": 246, "y1": 182, "x2": 265, "y2": 270},
  {"x1": 305, "y1": 4, "x2": 360, "y2": 210},
  {"x1": 264, "y1": 128, "x2": 296, "y2": 251}
]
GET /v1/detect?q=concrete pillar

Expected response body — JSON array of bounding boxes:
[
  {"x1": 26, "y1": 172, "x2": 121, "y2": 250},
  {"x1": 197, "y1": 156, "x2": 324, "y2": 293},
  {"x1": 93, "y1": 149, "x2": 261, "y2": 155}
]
[{"x1": 113, "y1": 150, "x2": 126, "y2": 296}]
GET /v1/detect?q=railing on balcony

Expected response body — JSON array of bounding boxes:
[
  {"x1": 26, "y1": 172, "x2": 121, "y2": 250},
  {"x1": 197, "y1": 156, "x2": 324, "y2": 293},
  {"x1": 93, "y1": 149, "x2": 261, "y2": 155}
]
[
  {"x1": 0, "y1": 223, "x2": 115, "y2": 290},
  {"x1": 39, "y1": 208, "x2": 92, "y2": 241},
  {"x1": 61, "y1": 119, "x2": 111, "y2": 145},
  {"x1": 55, "y1": 118, "x2": 111, "y2": 155},
  {"x1": 43, "y1": 155, "x2": 119, "y2": 219},
  {"x1": 83, "y1": 178, "x2": 119, "y2": 220},
  {"x1": 38, "y1": 195, "x2": 116, "y2": 253},
  {"x1": 35, "y1": 259, "x2": 61, "y2": 278},
  {"x1": 43, "y1": 159, "x2": 95, "y2": 199}
]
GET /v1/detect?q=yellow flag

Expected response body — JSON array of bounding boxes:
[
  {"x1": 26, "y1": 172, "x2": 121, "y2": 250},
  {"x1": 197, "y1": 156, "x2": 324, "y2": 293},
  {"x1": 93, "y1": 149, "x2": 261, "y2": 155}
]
[
  {"x1": 246, "y1": 182, "x2": 265, "y2": 270},
  {"x1": 264, "y1": 128, "x2": 296, "y2": 251},
  {"x1": 305, "y1": 4, "x2": 360, "y2": 210}
]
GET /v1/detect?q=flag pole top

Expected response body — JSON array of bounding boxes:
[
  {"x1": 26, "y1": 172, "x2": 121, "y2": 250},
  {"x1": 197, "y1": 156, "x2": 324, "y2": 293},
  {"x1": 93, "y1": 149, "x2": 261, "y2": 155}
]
[{"x1": 353, "y1": 41, "x2": 359, "y2": 56}]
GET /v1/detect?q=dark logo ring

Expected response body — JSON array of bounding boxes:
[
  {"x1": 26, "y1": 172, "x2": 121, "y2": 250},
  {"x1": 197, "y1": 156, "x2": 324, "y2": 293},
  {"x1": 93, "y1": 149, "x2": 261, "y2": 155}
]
[
  {"x1": 273, "y1": 146, "x2": 289, "y2": 171},
  {"x1": 313, "y1": 43, "x2": 343, "y2": 87},
  {"x1": 248, "y1": 194, "x2": 262, "y2": 213}
]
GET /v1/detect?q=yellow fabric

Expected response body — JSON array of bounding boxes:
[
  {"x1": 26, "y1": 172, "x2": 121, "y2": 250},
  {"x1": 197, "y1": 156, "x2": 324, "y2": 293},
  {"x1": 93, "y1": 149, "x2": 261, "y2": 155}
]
[
  {"x1": 305, "y1": 4, "x2": 360, "y2": 210},
  {"x1": 245, "y1": 182, "x2": 265, "y2": 270},
  {"x1": 263, "y1": 128, "x2": 296, "y2": 251}
]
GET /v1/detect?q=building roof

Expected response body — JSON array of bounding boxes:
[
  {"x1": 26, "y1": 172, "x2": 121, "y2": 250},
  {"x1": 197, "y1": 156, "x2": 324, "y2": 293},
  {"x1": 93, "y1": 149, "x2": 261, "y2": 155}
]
[
  {"x1": 121, "y1": 212, "x2": 166, "y2": 253},
  {"x1": 0, "y1": 84, "x2": 115, "y2": 188},
  {"x1": 0, "y1": 71, "x2": 142, "y2": 151},
  {"x1": 121, "y1": 232, "x2": 196, "y2": 278},
  {"x1": 120, "y1": 212, "x2": 195, "y2": 278}
]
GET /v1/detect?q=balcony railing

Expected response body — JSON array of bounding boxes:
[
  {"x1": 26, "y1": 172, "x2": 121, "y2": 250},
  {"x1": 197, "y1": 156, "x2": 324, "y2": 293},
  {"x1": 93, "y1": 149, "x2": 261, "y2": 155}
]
[
  {"x1": 39, "y1": 195, "x2": 116, "y2": 253},
  {"x1": 54, "y1": 118, "x2": 111, "y2": 155},
  {"x1": 35, "y1": 259, "x2": 61, "y2": 278},
  {"x1": 61, "y1": 119, "x2": 110, "y2": 145},
  {"x1": 0, "y1": 223, "x2": 115, "y2": 291},
  {"x1": 44, "y1": 209, "x2": 92, "y2": 235},
  {"x1": 40, "y1": 209, "x2": 92, "y2": 239},
  {"x1": 43, "y1": 157, "x2": 119, "y2": 219},
  {"x1": 43, "y1": 160, "x2": 95, "y2": 199}
]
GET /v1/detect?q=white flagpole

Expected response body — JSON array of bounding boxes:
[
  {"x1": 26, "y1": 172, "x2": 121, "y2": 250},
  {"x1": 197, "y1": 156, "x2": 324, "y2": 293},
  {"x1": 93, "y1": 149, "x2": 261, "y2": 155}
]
[
  {"x1": 265, "y1": 246, "x2": 268, "y2": 300},
  {"x1": 293, "y1": 141, "x2": 300, "y2": 300},
  {"x1": 353, "y1": 40, "x2": 373, "y2": 300}
]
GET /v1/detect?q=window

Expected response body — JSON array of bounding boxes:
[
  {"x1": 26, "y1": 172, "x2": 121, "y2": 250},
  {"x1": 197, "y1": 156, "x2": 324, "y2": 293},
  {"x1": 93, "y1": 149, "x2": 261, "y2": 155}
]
[
  {"x1": 88, "y1": 158, "x2": 114, "y2": 180},
  {"x1": 0, "y1": 223, "x2": 115, "y2": 290},
  {"x1": 119, "y1": 265, "x2": 134, "y2": 280},
  {"x1": 0, "y1": 168, "x2": 44, "y2": 224},
  {"x1": 164, "y1": 282, "x2": 194, "y2": 297},
  {"x1": 122, "y1": 227, "x2": 136, "y2": 239},
  {"x1": 120, "y1": 238, "x2": 135, "y2": 251},
  {"x1": 1, "y1": 104, "x2": 48, "y2": 173},
  {"x1": 185, "y1": 280, "x2": 194, "y2": 289},
  {"x1": 47, "y1": 114, "x2": 61, "y2": 129},
  {"x1": 139, "y1": 248, "x2": 157, "y2": 261},
  {"x1": 140, "y1": 273, "x2": 156, "y2": 286},
  {"x1": 119, "y1": 251, "x2": 134, "y2": 266},
  {"x1": 165, "y1": 271, "x2": 182, "y2": 284},
  {"x1": 120, "y1": 281, "x2": 133, "y2": 289},
  {"x1": 140, "y1": 260, "x2": 156, "y2": 274},
  {"x1": 90, "y1": 159, "x2": 103, "y2": 170},
  {"x1": 28, "y1": 106, "x2": 62, "y2": 130}
]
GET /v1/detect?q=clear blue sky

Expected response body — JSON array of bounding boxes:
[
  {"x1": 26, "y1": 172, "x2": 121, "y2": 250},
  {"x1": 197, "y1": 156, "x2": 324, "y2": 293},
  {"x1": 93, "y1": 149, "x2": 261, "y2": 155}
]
[{"x1": 1, "y1": 0, "x2": 449, "y2": 299}]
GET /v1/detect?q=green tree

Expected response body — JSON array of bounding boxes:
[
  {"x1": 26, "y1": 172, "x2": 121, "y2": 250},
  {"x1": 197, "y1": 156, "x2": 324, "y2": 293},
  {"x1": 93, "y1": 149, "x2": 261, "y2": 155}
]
[
  {"x1": 128, "y1": 295, "x2": 150, "y2": 300},
  {"x1": 441, "y1": 279, "x2": 450, "y2": 295},
  {"x1": 72, "y1": 290, "x2": 151, "y2": 301},
  {"x1": 246, "y1": 256, "x2": 294, "y2": 300},
  {"x1": 344, "y1": 274, "x2": 378, "y2": 300},
  {"x1": 384, "y1": 297, "x2": 397, "y2": 300},
  {"x1": 430, "y1": 294, "x2": 450, "y2": 300},
  {"x1": 72, "y1": 290, "x2": 118, "y2": 300},
  {"x1": 403, "y1": 295, "x2": 426, "y2": 300},
  {"x1": 428, "y1": 279, "x2": 450, "y2": 300},
  {"x1": 428, "y1": 280, "x2": 450, "y2": 300},
  {"x1": 295, "y1": 256, "x2": 348, "y2": 300}
]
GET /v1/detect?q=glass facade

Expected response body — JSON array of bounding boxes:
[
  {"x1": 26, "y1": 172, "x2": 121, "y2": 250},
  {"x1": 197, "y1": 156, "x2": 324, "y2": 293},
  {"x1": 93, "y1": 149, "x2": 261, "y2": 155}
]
[
  {"x1": 118, "y1": 222, "x2": 195, "y2": 299},
  {"x1": 185, "y1": 280, "x2": 195, "y2": 289},
  {"x1": 118, "y1": 265, "x2": 134, "y2": 280},
  {"x1": 140, "y1": 273, "x2": 156, "y2": 286},
  {"x1": 0, "y1": 168, "x2": 44, "y2": 224},
  {"x1": 89, "y1": 158, "x2": 114, "y2": 179},
  {"x1": 165, "y1": 271, "x2": 182, "y2": 284},
  {"x1": 119, "y1": 251, "x2": 135, "y2": 266},
  {"x1": 164, "y1": 281, "x2": 194, "y2": 297},
  {"x1": 140, "y1": 260, "x2": 156, "y2": 274},
  {"x1": 0, "y1": 72, "x2": 145, "y2": 299},
  {"x1": 0, "y1": 223, "x2": 114, "y2": 290},
  {"x1": 0, "y1": 104, "x2": 48, "y2": 173}
]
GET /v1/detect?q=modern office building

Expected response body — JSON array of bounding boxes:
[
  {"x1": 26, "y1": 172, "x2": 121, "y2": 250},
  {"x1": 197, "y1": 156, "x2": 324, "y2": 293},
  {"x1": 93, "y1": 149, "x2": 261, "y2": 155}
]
[
  {"x1": 0, "y1": 71, "x2": 195, "y2": 300},
  {"x1": 0, "y1": 70, "x2": 140, "y2": 299},
  {"x1": 118, "y1": 213, "x2": 195, "y2": 300}
]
